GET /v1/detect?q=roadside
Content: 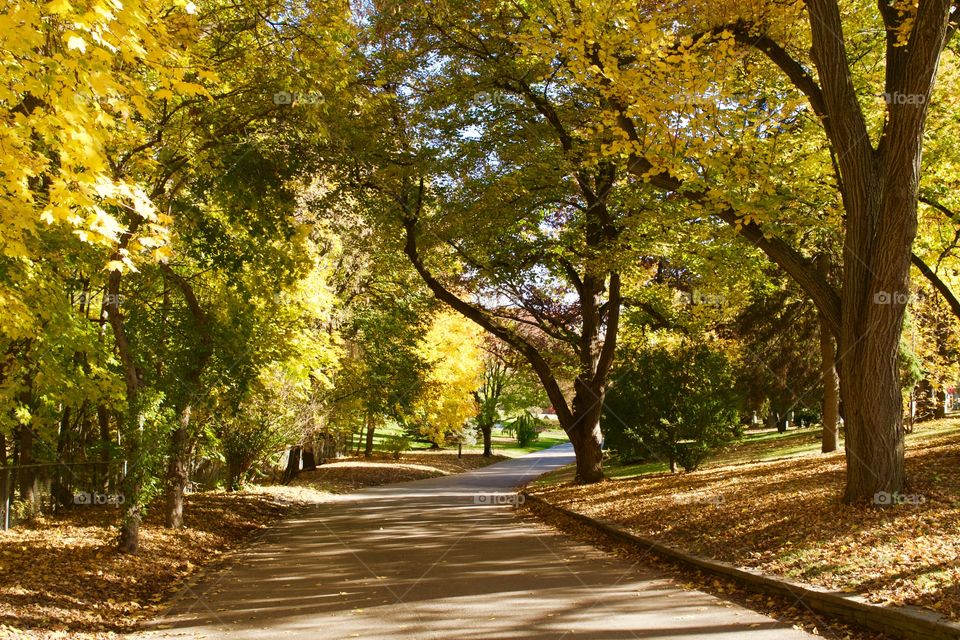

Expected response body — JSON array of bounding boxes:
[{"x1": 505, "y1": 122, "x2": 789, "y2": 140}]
[
  {"x1": 0, "y1": 451, "x2": 506, "y2": 638},
  {"x1": 526, "y1": 418, "x2": 960, "y2": 626}
]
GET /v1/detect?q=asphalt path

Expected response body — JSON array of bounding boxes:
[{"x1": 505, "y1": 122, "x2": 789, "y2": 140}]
[{"x1": 137, "y1": 444, "x2": 814, "y2": 639}]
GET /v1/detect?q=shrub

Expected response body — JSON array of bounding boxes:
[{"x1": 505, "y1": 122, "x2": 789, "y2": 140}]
[
  {"x1": 383, "y1": 434, "x2": 411, "y2": 460},
  {"x1": 503, "y1": 411, "x2": 542, "y2": 448},
  {"x1": 602, "y1": 341, "x2": 742, "y2": 472}
]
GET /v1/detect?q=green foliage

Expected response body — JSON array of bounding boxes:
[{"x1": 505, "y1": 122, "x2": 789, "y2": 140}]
[
  {"x1": 503, "y1": 411, "x2": 543, "y2": 448},
  {"x1": 383, "y1": 434, "x2": 412, "y2": 460},
  {"x1": 602, "y1": 342, "x2": 743, "y2": 472}
]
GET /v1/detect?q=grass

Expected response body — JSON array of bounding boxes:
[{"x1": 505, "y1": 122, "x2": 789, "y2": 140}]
[
  {"x1": 348, "y1": 423, "x2": 569, "y2": 458},
  {"x1": 528, "y1": 417, "x2": 960, "y2": 622}
]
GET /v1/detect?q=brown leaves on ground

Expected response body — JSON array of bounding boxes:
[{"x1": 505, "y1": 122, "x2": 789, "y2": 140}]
[
  {"x1": 0, "y1": 452, "x2": 504, "y2": 638},
  {"x1": 0, "y1": 491, "x2": 307, "y2": 639},
  {"x1": 530, "y1": 420, "x2": 960, "y2": 623},
  {"x1": 290, "y1": 452, "x2": 507, "y2": 493}
]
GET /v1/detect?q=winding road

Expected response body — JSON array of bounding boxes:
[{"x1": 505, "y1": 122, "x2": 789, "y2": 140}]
[{"x1": 138, "y1": 444, "x2": 814, "y2": 639}]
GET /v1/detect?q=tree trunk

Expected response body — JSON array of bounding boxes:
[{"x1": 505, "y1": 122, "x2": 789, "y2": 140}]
[
  {"x1": 52, "y1": 406, "x2": 74, "y2": 510},
  {"x1": 302, "y1": 444, "x2": 317, "y2": 471},
  {"x1": 804, "y1": 0, "x2": 953, "y2": 503},
  {"x1": 816, "y1": 254, "x2": 840, "y2": 454},
  {"x1": 935, "y1": 388, "x2": 947, "y2": 419},
  {"x1": 568, "y1": 380, "x2": 605, "y2": 483},
  {"x1": 568, "y1": 423, "x2": 603, "y2": 484},
  {"x1": 481, "y1": 423, "x2": 493, "y2": 457},
  {"x1": 819, "y1": 325, "x2": 840, "y2": 454},
  {"x1": 164, "y1": 406, "x2": 191, "y2": 528},
  {"x1": 16, "y1": 424, "x2": 35, "y2": 505},
  {"x1": 97, "y1": 405, "x2": 112, "y2": 491},
  {"x1": 282, "y1": 446, "x2": 302, "y2": 484},
  {"x1": 364, "y1": 415, "x2": 375, "y2": 458}
]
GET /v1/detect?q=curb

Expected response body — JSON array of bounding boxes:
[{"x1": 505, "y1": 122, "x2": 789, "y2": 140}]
[{"x1": 522, "y1": 492, "x2": 960, "y2": 640}]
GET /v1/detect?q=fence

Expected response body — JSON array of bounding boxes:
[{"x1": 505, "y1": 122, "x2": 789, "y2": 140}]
[{"x1": 0, "y1": 460, "x2": 127, "y2": 531}]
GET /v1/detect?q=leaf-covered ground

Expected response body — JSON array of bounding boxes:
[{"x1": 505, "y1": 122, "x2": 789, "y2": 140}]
[
  {"x1": 0, "y1": 452, "x2": 505, "y2": 638},
  {"x1": 529, "y1": 419, "x2": 960, "y2": 623},
  {"x1": 289, "y1": 452, "x2": 508, "y2": 493}
]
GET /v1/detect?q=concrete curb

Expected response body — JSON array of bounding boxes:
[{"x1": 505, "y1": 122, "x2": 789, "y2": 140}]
[{"x1": 522, "y1": 492, "x2": 960, "y2": 640}]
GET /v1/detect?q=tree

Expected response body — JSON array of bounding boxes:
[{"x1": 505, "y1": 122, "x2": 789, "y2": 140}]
[
  {"x1": 519, "y1": 0, "x2": 959, "y2": 500},
  {"x1": 411, "y1": 312, "x2": 485, "y2": 447},
  {"x1": 472, "y1": 339, "x2": 548, "y2": 456},
  {"x1": 603, "y1": 341, "x2": 742, "y2": 473}
]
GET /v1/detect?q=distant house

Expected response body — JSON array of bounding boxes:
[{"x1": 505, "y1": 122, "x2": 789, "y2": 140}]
[{"x1": 537, "y1": 407, "x2": 560, "y2": 422}]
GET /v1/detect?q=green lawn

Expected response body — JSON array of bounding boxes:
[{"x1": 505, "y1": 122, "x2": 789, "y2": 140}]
[
  {"x1": 537, "y1": 417, "x2": 960, "y2": 485},
  {"x1": 354, "y1": 422, "x2": 569, "y2": 458}
]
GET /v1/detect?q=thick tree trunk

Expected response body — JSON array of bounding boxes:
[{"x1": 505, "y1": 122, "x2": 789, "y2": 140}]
[
  {"x1": 164, "y1": 406, "x2": 191, "y2": 528},
  {"x1": 302, "y1": 444, "x2": 317, "y2": 471},
  {"x1": 568, "y1": 380, "x2": 605, "y2": 484},
  {"x1": 481, "y1": 424, "x2": 493, "y2": 457},
  {"x1": 569, "y1": 424, "x2": 603, "y2": 484}
]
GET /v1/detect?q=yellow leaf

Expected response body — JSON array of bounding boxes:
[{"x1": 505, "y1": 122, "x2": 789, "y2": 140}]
[{"x1": 64, "y1": 33, "x2": 87, "y2": 52}]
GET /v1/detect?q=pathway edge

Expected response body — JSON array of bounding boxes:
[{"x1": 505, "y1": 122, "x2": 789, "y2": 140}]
[{"x1": 522, "y1": 492, "x2": 960, "y2": 640}]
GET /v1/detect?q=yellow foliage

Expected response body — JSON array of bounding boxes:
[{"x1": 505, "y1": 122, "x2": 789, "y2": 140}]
[{"x1": 414, "y1": 312, "x2": 485, "y2": 444}]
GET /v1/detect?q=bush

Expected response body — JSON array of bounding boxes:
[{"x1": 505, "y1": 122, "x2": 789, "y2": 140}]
[
  {"x1": 503, "y1": 411, "x2": 542, "y2": 447},
  {"x1": 383, "y1": 434, "x2": 411, "y2": 460},
  {"x1": 602, "y1": 341, "x2": 742, "y2": 472}
]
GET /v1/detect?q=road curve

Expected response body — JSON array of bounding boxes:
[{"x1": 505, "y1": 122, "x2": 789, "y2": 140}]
[{"x1": 137, "y1": 444, "x2": 814, "y2": 639}]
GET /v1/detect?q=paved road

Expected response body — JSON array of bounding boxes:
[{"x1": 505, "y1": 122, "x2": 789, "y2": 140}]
[{"x1": 138, "y1": 445, "x2": 813, "y2": 639}]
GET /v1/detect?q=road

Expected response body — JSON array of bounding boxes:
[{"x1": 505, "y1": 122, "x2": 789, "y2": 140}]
[{"x1": 138, "y1": 444, "x2": 814, "y2": 639}]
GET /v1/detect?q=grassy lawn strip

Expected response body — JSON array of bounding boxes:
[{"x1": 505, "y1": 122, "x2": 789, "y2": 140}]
[
  {"x1": 0, "y1": 451, "x2": 506, "y2": 638},
  {"x1": 529, "y1": 418, "x2": 960, "y2": 623}
]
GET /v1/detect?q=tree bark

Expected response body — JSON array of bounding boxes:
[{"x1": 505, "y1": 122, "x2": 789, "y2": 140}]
[
  {"x1": 804, "y1": 0, "x2": 953, "y2": 501},
  {"x1": 480, "y1": 423, "x2": 493, "y2": 457},
  {"x1": 16, "y1": 424, "x2": 35, "y2": 505},
  {"x1": 819, "y1": 318, "x2": 840, "y2": 453},
  {"x1": 52, "y1": 406, "x2": 74, "y2": 510},
  {"x1": 816, "y1": 255, "x2": 840, "y2": 454},
  {"x1": 164, "y1": 406, "x2": 191, "y2": 528},
  {"x1": 282, "y1": 446, "x2": 302, "y2": 484},
  {"x1": 568, "y1": 379, "x2": 605, "y2": 484},
  {"x1": 364, "y1": 414, "x2": 376, "y2": 458},
  {"x1": 160, "y1": 265, "x2": 213, "y2": 529},
  {"x1": 302, "y1": 444, "x2": 317, "y2": 471},
  {"x1": 97, "y1": 405, "x2": 111, "y2": 491}
]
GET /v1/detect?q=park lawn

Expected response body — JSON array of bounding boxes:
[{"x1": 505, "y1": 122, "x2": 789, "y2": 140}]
[
  {"x1": 529, "y1": 417, "x2": 960, "y2": 622},
  {"x1": 0, "y1": 452, "x2": 507, "y2": 637}
]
